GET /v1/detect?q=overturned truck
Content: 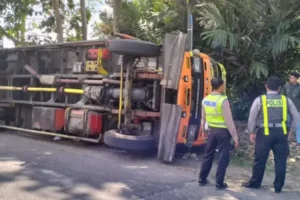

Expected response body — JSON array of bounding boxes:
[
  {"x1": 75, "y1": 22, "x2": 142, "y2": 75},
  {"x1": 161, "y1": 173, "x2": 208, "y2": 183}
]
[{"x1": 0, "y1": 33, "x2": 226, "y2": 162}]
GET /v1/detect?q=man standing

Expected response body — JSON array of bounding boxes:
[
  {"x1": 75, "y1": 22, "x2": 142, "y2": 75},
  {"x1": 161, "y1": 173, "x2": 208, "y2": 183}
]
[
  {"x1": 199, "y1": 77, "x2": 239, "y2": 190},
  {"x1": 281, "y1": 72, "x2": 300, "y2": 144},
  {"x1": 242, "y1": 76, "x2": 299, "y2": 193}
]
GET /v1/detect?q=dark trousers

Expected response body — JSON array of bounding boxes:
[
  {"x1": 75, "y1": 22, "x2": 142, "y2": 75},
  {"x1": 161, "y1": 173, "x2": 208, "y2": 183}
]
[
  {"x1": 199, "y1": 128, "x2": 231, "y2": 185},
  {"x1": 249, "y1": 128, "x2": 289, "y2": 191}
]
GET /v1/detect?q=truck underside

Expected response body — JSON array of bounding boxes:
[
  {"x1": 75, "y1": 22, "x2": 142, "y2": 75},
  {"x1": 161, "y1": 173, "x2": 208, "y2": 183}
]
[{"x1": 0, "y1": 33, "x2": 225, "y2": 162}]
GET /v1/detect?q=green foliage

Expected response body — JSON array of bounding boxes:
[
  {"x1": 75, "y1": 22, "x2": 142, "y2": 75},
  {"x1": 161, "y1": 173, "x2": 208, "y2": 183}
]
[
  {"x1": 1, "y1": 0, "x2": 300, "y2": 120},
  {"x1": 91, "y1": 0, "x2": 300, "y2": 119},
  {"x1": 0, "y1": 0, "x2": 38, "y2": 45},
  {"x1": 250, "y1": 62, "x2": 269, "y2": 79},
  {"x1": 196, "y1": 0, "x2": 300, "y2": 119},
  {"x1": 39, "y1": 0, "x2": 92, "y2": 42},
  {"x1": 93, "y1": 0, "x2": 193, "y2": 44},
  {"x1": 92, "y1": 11, "x2": 113, "y2": 38},
  {"x1": 0, "y1": 0, "x2": 92, "y2": 44}
]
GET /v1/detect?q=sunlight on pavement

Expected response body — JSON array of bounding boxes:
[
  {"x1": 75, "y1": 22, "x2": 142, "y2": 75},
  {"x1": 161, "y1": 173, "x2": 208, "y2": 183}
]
[
  {"x1": 124, "y1": 165, "x2": 149, "y2": 169},
  {"x1": 73, "y1": 182, "x2": 132, "y2": 200},
  {"x1": 0, "y1": 160, "x2": 25, "y2": 173},
  {"x1": 44, "y1": 151, "x2": 52, "y2": 155},
  {"x1": 202, "y1": 193, "x2": 239, "y2": 200},
  {"x1": 102, "y1": 182, "x2": 131, "y2": 196}
]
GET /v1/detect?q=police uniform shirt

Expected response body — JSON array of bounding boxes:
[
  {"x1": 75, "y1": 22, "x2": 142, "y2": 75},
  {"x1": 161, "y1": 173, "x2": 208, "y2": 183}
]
[
  {"x1": 201, "y1": 91, "x2": 239, "y2": 142},
  {"x1": 248, "y1": 91, "x2": 299, "y2": 133}
]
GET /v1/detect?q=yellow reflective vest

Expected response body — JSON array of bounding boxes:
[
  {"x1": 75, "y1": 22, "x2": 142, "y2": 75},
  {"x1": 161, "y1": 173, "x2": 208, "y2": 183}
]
[{"x1": 203, "y1": 94, "x2": 227, "y2": 128}]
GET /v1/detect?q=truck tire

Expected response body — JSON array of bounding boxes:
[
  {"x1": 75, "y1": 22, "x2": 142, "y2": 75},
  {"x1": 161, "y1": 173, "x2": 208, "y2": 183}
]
[
  {"x1": 104, "y1": 129, "x2": 155, "y2": 150},
  {"x1": 108, "y1": 40, "x2": 161, "y2": 57}
]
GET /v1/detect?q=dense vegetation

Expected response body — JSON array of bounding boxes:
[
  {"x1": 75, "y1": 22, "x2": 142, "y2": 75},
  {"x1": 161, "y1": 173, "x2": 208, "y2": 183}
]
[{"x1": 1, "y1": 0, "x2": 300, "y2": 119}]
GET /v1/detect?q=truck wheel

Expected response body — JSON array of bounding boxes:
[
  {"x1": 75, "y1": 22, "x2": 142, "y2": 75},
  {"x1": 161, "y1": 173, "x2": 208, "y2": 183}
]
[
  {"x1": 104, "y1": 129, "x2": 155, "y2": 151},
  {"x1": 108, "y1": 40, "x2": 161, "y2": 57}
]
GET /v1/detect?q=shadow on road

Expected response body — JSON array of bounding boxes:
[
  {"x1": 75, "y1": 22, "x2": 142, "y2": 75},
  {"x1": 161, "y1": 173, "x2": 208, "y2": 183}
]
[
  {"x1": 0, "y1": 132, "x2": 299, "y2": 200},
  {"x1": 0, "y1": 157, "x2": 134, "y2": 200}
]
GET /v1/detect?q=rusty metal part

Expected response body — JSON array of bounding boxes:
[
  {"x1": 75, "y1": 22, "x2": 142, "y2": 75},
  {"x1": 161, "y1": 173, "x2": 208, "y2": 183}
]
[
  {"x1": 114, "y1": 32, "x2": 138, "y2": 40},
  {"x1": 24, "y1": 64, "x2": 41, "y2": 79},
  {"x1": 5, "y1": 71, "x2": 149, "y2": 84},
  {"x1": 113, "y1": 72, "x2": 163, "y2": 80},
  {"x1": 0, "y1": 125, "x2": 101, "y2": 143},
  {"x1": 64, "y1": 108, "x2": 103, "y2": 137},
  {"x1": 83, "y1": 86, "x2": 104, "y2": 101},
  {"x1": 23, "y1": 65, "x2": 120, "y2": 85},
  {"x1": 32, "y1": 107, "x2": 65, "y2": 131},
  {"x1": 133, "y1": 110, "x2": 161, "y2": 118},
  {"x1": 136, "y1": 73, "x2": 163, "y2": 80},
  {"x1": 57, "y1": 78, "x2": 120, "y2": 85}
]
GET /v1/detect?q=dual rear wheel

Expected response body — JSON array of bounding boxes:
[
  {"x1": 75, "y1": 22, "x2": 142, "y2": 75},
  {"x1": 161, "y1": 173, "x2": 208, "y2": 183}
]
[{"x1": 103, "y1": 39, "x2": 160, "y2": 151}]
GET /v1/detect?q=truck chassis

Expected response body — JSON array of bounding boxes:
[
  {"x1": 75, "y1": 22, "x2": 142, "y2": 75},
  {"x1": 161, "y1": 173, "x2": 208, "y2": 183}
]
[{"x1": 0, "y1": 33, "x2": 224, "y2": 162}]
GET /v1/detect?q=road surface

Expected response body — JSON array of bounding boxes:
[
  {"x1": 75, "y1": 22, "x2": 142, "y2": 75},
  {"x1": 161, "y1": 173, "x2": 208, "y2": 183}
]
[{"x1": 0, "y1": 132, "x2": 299, "y2": 200}]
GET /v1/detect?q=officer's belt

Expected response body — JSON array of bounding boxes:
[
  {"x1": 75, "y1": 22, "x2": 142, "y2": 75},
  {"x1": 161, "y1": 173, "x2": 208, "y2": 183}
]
[{"x1": 258, "y1": 123, "x2": 283, "y2": 128}]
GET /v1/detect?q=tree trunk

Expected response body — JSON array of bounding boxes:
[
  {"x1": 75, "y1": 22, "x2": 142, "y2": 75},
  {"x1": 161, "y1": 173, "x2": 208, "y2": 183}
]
[
  {"x1": 20, "y1": 17, "x2": 26, "y2": 43},
  {"x1": 0, "y1": 37, "x2": 3, "y2": 49},
  {"x1": 52, "y1": 0, "x2": 63, "y2": 43},
  {"x1": 112, "y1": 0, "x2": 122, "y2": 33},
  {"x1": 80, "y1": 0, "x2": 87, "y2": 40}
]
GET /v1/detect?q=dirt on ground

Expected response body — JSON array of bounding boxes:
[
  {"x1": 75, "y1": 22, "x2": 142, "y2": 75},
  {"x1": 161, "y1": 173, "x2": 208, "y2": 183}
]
[
  {"x1": 231, "y1": 122, "x2": 300, "y2": 178},
  {"x1": 181, "y1": 121, "x2": 300, "y2": 183}
]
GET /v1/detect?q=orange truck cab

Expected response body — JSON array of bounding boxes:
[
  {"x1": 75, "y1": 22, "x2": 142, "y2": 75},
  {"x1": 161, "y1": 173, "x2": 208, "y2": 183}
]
[
  {"x1": 156, "y1": 30, "x2": 226, "y2": 162},
  {"x1": 172, "y1": 0, "x2": 227, "y2": 152},
  {"x1": 176, "y1": 51, "x2": 226, "y2": 148}
]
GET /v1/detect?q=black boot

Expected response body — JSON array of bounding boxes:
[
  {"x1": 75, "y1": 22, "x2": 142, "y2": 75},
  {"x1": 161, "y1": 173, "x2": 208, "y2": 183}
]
[
  {"x1": 241, "y1": 182, "x2": 261, "y2": 189},
  {"x1": 275, "y1": 188, "x2": 282, "y2": 193},
  {"x1": 198, "y1": 179, "x2": 208, "y2": 186},
  {"x1": 216, "y1": 183, "x2": 228, "y2": 190}
]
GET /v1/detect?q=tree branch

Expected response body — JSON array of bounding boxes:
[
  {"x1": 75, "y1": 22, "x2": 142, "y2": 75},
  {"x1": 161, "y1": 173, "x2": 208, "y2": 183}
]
[
  {"x1": 80, "y1": 0, "x2": 87, "y2": 40},
  {"x1": 0, "y1": 27, "x2": 31, "y2": 46}
]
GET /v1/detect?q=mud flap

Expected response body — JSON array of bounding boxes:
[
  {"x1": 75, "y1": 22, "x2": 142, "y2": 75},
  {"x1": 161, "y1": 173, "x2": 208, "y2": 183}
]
[
  {"x1": 157, "y1": 103, "x2": 182, "y2": 163},
  {"x1": 162, "y1": 33, "x2": 187, "y2": 90}
]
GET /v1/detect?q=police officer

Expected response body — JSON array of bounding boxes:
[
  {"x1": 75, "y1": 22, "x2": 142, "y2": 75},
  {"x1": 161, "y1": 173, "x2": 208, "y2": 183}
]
[
  {"x1": 242, "y1": 76, "x2": 299, "y2": 193},
  {"x1": 199, "y1": 77, "x2": 239, "y2": 190}
]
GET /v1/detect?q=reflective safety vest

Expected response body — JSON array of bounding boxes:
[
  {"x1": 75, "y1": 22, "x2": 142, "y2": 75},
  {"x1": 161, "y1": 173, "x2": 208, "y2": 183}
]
[
  {"x1": 259, "y1": 94, "x2": 288, "y2": 135},
  {"x1": 202, "y1": 94, "x2": 228, "y2": 128}
]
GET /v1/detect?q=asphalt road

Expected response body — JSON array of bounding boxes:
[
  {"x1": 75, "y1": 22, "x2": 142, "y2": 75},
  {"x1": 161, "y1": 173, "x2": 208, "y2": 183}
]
[{"x1": 0, "y1": 132, "x2": 299, "y2": 200}]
